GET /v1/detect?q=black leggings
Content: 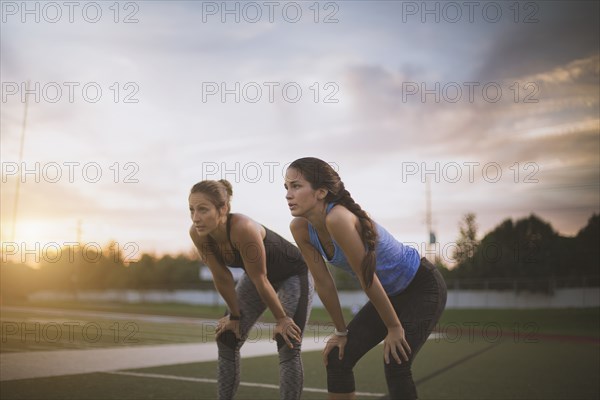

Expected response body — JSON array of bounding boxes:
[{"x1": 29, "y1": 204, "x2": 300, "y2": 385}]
[{"x1": 326, "y1": 257, "x2": 447, "y2": 399}]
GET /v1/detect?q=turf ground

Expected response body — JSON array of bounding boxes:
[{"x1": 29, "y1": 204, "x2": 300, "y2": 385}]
[{"x1": 1, "y1": 302, "x2": 598, "y2": 399}]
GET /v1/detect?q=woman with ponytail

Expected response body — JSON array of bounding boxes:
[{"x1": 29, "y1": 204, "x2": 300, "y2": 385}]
[
  {"x1": 285, "y1": 158, "x2": 446, "y2": 400},
  {"x1": 188, "y1": 179, "x2": 313, "y2": 400}
]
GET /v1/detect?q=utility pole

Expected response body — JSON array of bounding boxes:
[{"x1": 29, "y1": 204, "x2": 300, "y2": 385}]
[
  {"x1": 11, "y1": 80, "x2": 30, "y2": 243},
  {"x1": 73, "y1": 219, "x2": 83, "y2": 299},
  {"x1": 425, "y1": 178, "x2": 436, "y2": 262}
]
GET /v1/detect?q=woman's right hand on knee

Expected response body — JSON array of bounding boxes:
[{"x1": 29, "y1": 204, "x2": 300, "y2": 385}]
[
  {"x1": 323, "y1": 335, "x2": 347, "y2": 366},
  {"x1": 383, "y1": 325, "x2": 411, "y2": 364},
  {"x1": 273, "y1": 316, "x2": 302, "y2": 348},
  {"x1": 216, "y1": 315, "x2": 241, "y2": 340}
]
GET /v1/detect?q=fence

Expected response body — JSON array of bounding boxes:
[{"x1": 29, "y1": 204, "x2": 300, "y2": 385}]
[
  {"x1": 25, "y1": 276, "x2": 600, "y2": 309},
  {"x1": 444, "y1": 275, "x2": 600, "y2": 293}
]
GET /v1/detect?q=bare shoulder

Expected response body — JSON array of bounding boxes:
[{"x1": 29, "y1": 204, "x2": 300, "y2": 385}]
[
  {"x1": 229, "y1": 213, "x2": 263, "y2": 242},
  {"x1": 325, "y1": 204, "x2": 357, "y2": 229}
]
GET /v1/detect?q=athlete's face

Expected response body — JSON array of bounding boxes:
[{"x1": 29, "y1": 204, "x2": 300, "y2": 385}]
[
  {"x1": 189, "y1": 193, "x2": 225, "y2": 235},
  {"x1": 284, "y1": 168, "x2": 326, "y2": 217}
]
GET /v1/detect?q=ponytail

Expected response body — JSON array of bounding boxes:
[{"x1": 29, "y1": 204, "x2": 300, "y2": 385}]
[
  {"x1": 289, "y1": 157, "x2": 378, "y2": 288},
  {"x1": 218, "y1": 179, "x2": 233, "y2": 197},
  {"x1": 334, "y1": 189, "x2": 378, "y2": 288}
]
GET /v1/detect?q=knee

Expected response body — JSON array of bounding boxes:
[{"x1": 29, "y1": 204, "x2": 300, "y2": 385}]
[
  {"x1": 275, "y1": 334, "x2": 301, "y2": 353},
  {"x1": 277, "y1": 340, "x2": 301, "y2": 362},
  {"x1": 326, "y1": 348, "x2": 356, "y2": 394},
  {"x1": 325, "y1": 347, "x2": 354, "y2": 372},
  {"x1": 217, "y1": 331, "x2": 240, "y2": 350},
  {"x1": 385, "y1": 362, "x2": 413, "y2": 379}
]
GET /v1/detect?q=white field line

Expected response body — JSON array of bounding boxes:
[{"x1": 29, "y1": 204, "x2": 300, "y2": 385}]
[
  {"x1": 0, "y1": 335, "x2": 442, "y2": 382},
  {"x1": 0, "y1": 340, "x2": 324, "y2": 382},
  {"x1": 104, "y1": 370, "x2": 386, "y2": 397}
]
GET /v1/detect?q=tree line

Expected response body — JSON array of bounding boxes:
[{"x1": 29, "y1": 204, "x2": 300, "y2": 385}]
[
  {"x1": 441, "y1": 213, "x2": 599, "y2": 288},
  {"x1": 0, "y1": 243, "x2": 211, "y2": 301},
  {"x1": 1, "y1": 214, "x2": 598, "y2": 301}
]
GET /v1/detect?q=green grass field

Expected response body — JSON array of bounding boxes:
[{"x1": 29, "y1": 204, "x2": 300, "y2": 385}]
[
  {"x1": 1, "y1": 301, "x2": 599, "y2": 399},
  {"x1": 5, "y1": 299, "x2": 352, "y2": 323}
]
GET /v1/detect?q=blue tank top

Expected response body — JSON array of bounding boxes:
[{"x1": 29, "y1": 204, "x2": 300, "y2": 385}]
[{"x1": 307, "y1": 203, "x2": 421, "y2": 295}]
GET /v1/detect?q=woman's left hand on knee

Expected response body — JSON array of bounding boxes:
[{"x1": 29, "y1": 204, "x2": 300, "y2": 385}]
[
  {"x1": 383, "y1": 325, "x2": 411, "y2": 364},
  {"x1": 273, "y1": 316, "x2": 302, "y2": 348}
]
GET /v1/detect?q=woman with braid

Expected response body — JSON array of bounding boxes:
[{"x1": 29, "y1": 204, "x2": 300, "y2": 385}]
[
  {"x1": 188, "y1": 179, "x2": 313, "y2": 400},
  {"x1": 284, "y1": 157, "x2": 446, "y2": 400}
]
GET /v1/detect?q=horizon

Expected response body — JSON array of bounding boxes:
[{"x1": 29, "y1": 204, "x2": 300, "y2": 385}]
[
  {"x1": 1, "y1": 1, "x2": 598, "y2": 264},
  {"x1": 2, "y1": 210, "x2": 597, "y2": 268}
]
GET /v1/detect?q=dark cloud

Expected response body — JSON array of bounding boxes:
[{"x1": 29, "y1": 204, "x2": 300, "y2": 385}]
[
  {"x1": 476, "y1": 1, "x2": 599, "y2": 80},
  {"x1": 337, "y1": 50, "x2": 599, "y2": 161}
]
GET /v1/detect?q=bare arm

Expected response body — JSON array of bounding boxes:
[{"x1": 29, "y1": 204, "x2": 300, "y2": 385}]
[
  {"x1": 229, "y1": 216, "x2": 287, "y2": 318},
  {"x1": 189, "y1": 226, "x2": 240, "y2": 317},
  {"x1": 325, "y1": 208, "x2": 400, "y2": 328},
  {"x1": 290, "y1": 217, "x2": 347, "y2": 333},
  {"x1": 230, "y1": 215, "x2": 301, "y2": 347},
  {"x1": 326, "y1": 207, "x2": 411, "y2": 363}
]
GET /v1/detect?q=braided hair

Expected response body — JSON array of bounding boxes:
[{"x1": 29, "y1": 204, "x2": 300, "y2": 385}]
[{"x1": 289, "y1": 157, "x2": 378, "y2": 288}]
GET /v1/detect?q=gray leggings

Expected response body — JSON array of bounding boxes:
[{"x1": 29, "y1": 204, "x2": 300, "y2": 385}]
[
  {"x1": 326, "y1": 258, "x2": 447, "y2": 399},
  {"x1": 216, "y1": 271, "x2": 314, "y2": 400}
]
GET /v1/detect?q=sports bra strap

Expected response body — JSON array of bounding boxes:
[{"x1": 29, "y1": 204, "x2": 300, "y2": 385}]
[{"x1": 226, "y1": 213, "x2": 236, "y2": 249}]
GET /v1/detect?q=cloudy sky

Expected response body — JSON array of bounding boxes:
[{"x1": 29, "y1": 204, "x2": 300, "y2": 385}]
[{"x1": 1, "y1": 0, "x2": 598, "y2": 264}]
